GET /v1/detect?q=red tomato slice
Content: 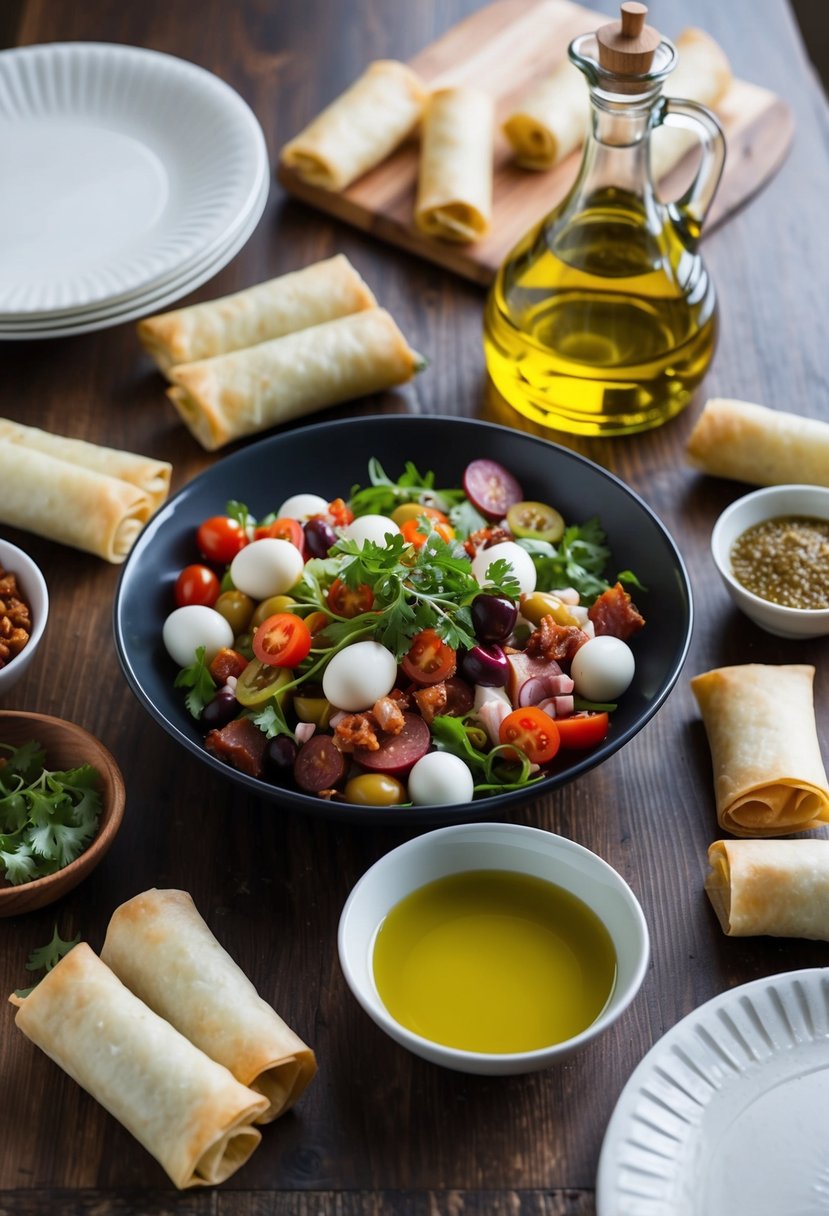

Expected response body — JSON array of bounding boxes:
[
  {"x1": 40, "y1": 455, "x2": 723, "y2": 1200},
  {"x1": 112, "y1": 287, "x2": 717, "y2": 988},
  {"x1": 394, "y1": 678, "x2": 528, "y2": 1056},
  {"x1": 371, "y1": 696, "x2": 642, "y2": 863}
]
[
  {"x1": 400, "y1": 518, "x2": 456, "y2": 548},
  {"x1": 252, "y1": 613, "x2": 312, "y2": 667},
  {"x1": 555, "y1": 712, "x2": 609, "y2": 750},
  {"x1": 400, "y1": 628, "x2": 457, "y2": 686},
  {"x1": 196, "y1": 516, "x2": 248, "y2": 564},
  {"x1": 174, "y1": 564, "x2": 221, "y2": 608},
  {"x1": 254, "y1": 516, "x2": 304, "y2": 549},
  {"x1": 499, "y1": 706, "x2": 560, "y2": 765},
  {"x1": 327, "y1": 577, "x2": 374, "y2": 618}
]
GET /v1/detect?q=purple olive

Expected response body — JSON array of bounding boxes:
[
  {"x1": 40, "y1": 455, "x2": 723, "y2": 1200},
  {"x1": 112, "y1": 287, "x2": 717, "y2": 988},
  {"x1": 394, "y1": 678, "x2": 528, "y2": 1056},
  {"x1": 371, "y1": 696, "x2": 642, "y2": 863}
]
[
  {"x1": 303, "y1": 517, "x2": 338, "y2": 558},
  {"x1": 264, "y1": 734, "x2": 299, "y2": 775},
  {"x1": 461, "y1": 643, "x2": 509, "y2": 687},
  {"x1": 201, "y1": 689, "x2": 240, "y2": 730},
  {"x1": 470, "y1": 593, "x2": 519, "y2": 642}
]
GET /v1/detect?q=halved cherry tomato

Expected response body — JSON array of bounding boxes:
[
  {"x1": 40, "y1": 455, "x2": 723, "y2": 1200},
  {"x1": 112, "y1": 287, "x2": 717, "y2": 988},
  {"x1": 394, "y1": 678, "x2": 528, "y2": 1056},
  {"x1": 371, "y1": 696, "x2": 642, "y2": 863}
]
[
  {"x1": 327, "y1": 577, "x2": 374, "y2": 618},
  {"x1": 254, "y1": 516, "x2": 304, "y2": 549},
  {"x1": 252, "y1": 613, "x2": 312, "y2": 667},
  {"x1": 400, "y1": 628, "x2": 457, "y2": 686},
  {"x1": 499, "y1": 706, "x2": 560, "y2": 765},
  {"x1": 304, "y1": 610, "x2": 333, "y2": 641},
  {"x1": 326, "y1": 497, "x2": 354, "y2": 527},
  {"x1": 174, "y1": 564, "x2": 220, "y2": 608},
  {"x1": 196, "y1": 516, "x2": 248, "y2": 564},
  {"x1": 554, "y1": 712, "x2": 609, "y2": 750},
  {"x1": 400, "y1": 517, "x2": 456, "y2": 548}
]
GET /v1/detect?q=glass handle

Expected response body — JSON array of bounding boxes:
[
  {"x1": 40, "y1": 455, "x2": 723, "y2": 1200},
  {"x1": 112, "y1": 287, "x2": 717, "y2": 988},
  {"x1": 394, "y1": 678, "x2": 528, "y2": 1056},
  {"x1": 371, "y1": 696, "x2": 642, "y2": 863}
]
[{"x1": 654, "y1": 97, "x2": 726, "y2": 243}]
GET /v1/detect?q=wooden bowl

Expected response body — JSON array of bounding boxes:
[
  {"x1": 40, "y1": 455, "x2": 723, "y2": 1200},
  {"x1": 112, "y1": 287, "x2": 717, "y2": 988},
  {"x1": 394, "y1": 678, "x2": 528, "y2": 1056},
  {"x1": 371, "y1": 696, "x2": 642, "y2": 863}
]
[{"x1": 0, "y1": 711, "x2": 126, "y2": 917}]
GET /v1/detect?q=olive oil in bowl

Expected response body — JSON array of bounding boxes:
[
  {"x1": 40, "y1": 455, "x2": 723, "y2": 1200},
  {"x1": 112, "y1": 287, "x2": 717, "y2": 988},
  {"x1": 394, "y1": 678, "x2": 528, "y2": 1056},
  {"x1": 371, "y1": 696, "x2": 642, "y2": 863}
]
[{"x1": 372, "y1": 869, "x2": 617, "y2": 1054}]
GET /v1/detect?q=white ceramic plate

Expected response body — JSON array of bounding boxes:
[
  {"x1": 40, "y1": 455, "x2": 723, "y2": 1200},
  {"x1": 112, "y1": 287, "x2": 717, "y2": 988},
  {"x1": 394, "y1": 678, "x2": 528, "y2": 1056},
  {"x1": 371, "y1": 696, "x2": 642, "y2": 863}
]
[
  {"x1": 597, "y1": 968, "x2": 829, "y2": 1216},
  {"x1": 0, "y1": 42, "x2": 268, "y2": 316}
]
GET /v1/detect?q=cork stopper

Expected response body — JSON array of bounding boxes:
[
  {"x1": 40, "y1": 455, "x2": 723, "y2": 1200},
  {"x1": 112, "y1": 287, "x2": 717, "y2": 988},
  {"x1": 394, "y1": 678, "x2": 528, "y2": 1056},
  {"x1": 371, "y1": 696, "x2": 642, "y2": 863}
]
[{"x1": 596, "y1": 3, "x2": 661, "y2": 75}]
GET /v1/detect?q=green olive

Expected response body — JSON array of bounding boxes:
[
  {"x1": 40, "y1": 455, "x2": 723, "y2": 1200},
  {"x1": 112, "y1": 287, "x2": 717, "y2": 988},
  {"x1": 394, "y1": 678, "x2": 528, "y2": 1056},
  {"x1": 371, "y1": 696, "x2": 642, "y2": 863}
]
[
  {"x1": 250, "y1": 594, "x2": 297, "y2": 629},
  {"x1": 235, "y1": 660, "x2": 293, "y2": 708},
  {"x1": 520, "y1": 591, "x2": 580, "y2": 627},
  {"x1": 344, "y1": 773, "x2": 407, "y2": 807},
  {"x1": 506, "y1": 500, "x2": 565, "y2": 543},
  {"x1": 213, "y1": 590, "x2": 255, "y2": 635}
]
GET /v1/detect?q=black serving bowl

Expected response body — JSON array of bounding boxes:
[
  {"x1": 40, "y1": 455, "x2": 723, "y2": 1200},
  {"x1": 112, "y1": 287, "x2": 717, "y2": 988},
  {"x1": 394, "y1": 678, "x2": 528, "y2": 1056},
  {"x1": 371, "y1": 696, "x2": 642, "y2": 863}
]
[{"x1": 113, "y1": 415, "x2": 692, "y2": 825}]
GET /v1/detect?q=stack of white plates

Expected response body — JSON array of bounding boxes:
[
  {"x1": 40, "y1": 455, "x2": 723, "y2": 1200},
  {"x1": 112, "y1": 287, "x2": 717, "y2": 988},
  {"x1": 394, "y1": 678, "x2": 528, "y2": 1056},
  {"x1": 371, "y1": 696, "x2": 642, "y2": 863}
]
[{"x1": 0, "y1": 42, "x2": 270, "y2": 340}]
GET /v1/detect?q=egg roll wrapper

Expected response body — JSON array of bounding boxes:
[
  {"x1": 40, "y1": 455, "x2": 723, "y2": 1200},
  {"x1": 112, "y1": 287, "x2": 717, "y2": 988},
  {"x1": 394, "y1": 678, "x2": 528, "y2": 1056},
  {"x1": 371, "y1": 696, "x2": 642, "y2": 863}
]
[
  {"x1": 503, "y1": 59, "x2": 588, "y2": 169},
  {"x1": 650, "y1": 29, "x2": 733, "y2": 183},
  {"x1": 690, "y1": 664, "x2": 829, "y2": 837},
  {"x1": 137, "y1": 255, "x2": 377, "y2": 376},
  {"x1": 705, "y1": 839, "x2": 829, "y2": 940},
  {"x1": 0, "y1": 418, "x2": 171, "y2": 512},
  {"x1": 0, "y1": 443, "x2": 152, "y2": 562},
  {"x1": 280, "y1": 59, "x2": 426, "y2": 191},
  {"x1": 415, "y1": 87, "x2": 494, "y2": 243},
  {"x1": 101, "y1": 889, "x2": 316, "y2": 1123},
  {"x1": 9, "y1": 944, "x2": 268, "y2": 1188},
  {"x1": 686, "y1": 397, "x2": 829, "y2": 488},
  {"x1": 167, "y1": 308, "x2": 420, "y2": 451}
]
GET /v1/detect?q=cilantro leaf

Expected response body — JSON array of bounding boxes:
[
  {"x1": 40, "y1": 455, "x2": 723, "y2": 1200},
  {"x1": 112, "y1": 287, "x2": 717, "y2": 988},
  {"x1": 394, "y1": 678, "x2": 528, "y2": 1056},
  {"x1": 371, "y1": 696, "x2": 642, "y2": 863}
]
[
  {"x1": 174, "y1": 645, "x2": 217, "y2": 718},
  {"x1": 15, "y1": 925, "x2": 81, "y2": 998},
  {"x1": 249, "y1": 700, "x2": 296, "y2": 741}
]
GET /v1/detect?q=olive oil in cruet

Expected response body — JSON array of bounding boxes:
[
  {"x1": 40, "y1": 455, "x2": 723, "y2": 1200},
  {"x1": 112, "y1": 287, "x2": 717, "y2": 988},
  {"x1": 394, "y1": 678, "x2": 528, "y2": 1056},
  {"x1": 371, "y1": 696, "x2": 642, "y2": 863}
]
[{"x1": 483, "y1": 2, "x2": 726, "y2": 436}]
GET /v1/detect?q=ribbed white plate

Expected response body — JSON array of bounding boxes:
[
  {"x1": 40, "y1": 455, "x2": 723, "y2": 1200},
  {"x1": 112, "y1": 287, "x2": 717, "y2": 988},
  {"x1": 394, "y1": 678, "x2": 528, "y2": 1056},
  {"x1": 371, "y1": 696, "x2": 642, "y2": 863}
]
[
  {"x1": 597, "y1": 969, "x2": 829, "y2": 1216},
  {"x1": 0, "y1": 42, "x2": 268, "y2": 316}
]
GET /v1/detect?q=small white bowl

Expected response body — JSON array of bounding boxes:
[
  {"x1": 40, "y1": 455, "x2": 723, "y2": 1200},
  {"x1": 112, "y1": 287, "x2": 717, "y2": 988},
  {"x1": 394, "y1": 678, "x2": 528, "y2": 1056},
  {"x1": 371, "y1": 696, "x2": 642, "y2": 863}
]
[
  {"x1": 338, "y1": 823, "x2": 650, "y2": 1075},
  {"x1": 0, "y1": 540, "x2": 49, "y2": 696},
  {"x1": 710, "y1": 485, "x2": 829, "y2": 640}
]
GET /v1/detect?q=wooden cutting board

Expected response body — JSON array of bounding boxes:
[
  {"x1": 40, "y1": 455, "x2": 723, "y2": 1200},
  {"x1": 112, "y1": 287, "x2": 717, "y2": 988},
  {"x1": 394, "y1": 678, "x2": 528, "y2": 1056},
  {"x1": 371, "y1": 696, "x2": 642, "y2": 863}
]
[{"x1": 276, "y1": 0, "x2": 794, "y2": 286}]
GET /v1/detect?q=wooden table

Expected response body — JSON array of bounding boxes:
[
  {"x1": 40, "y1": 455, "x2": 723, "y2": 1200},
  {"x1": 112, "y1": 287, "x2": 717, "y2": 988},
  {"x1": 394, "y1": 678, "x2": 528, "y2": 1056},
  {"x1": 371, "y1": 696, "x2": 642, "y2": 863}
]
[{"x1": 1, "y1": 2, "x2": 828, "y2": 1213}]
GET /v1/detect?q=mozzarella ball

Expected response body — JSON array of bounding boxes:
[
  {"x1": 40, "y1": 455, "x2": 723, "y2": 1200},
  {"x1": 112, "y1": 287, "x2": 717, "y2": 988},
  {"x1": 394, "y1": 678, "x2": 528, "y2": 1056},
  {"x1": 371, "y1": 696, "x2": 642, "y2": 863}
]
[
  {"x1": 276, "y1": 492, "x2": 329, "y2": 520},
  {"x1": 162, "y1": 605, "x2": 234, "y2": 668},
  {"x1": 322, "y1": 640, "x2": 398, "y2": 711},
  {"x1": 230, "y1": 538, "x2": 304, "y2": 600},
  {"x1": 471, "y1": 541, "x2": 537, "y2": 596},
  {"x1": 343, "y1": 514, "x2": 400, "y2": 548},
  {"x1": 408, "y1": 752, "x2": 475, "y2": 806},
  {"x1": 570, "y1": 635, "x2": 635, "y2": 702}
]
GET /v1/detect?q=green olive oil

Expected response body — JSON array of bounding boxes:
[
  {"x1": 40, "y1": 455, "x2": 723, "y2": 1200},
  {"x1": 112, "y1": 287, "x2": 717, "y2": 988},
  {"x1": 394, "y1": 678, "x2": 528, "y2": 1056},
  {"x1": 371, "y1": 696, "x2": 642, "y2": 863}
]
[{"x1": 372, "y1": 869, "x2": 617, "y2": 1053}]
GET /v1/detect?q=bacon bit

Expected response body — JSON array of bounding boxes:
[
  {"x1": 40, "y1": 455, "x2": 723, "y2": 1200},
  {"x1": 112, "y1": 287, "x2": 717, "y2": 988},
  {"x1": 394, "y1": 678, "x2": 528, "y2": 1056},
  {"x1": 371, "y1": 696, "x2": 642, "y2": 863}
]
[
  {"x1": 412, "y1": 683, "x2": 448, "y2": 725},
  {"x1": 372, "y1": 696, "x2": 405, "y2": 734},
  {"x1": 333, "y1": 713, "x2": 380, "y2": 753},
  {"x1": 463, "y1": 526, "x2": 512, "y2": 559},
  {"x1": 525, "y1": 616, "x2": 589, "y2": 663},
  {"x1": 588, "y1": 583, "x2": 645, "y2": 640},
  {"x1": 387, "y1": 686, "x2": 411, "y2": 710},
  {"x1": 205, "y1": 717, "x2": 267, "y2": 778}
]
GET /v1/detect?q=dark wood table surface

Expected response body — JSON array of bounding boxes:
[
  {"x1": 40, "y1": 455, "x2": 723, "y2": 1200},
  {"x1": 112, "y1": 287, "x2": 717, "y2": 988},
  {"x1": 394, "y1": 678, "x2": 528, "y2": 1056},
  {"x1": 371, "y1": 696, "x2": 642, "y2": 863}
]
[{"x1": 1, "y1": 1, "x2": 828, "y2": 1213}]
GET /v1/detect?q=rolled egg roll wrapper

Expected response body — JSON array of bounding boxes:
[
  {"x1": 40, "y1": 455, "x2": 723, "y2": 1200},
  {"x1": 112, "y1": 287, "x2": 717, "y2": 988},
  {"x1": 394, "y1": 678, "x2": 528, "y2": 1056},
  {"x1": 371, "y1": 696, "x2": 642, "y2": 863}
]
[
  {"x1": 280, "y1": 59, "x2": 427, "y2": 191},
  {"x1": 136, "y1": 255, "x2": 378, "y2": 376},
  {"x1": 502, "y1": 59, "x2": 588, "y2": 170},
  {"x1": 0, "y1": 443, "x2": 152, "y2": 562},
  {"x1": 705, "y1": 839, "x2": 829, "y2": 940},
  {"x1": 690, "y1": 664, "x2": 829, "y2": 837},
  {"x1": 415, "y1": 87, "x2": 494, "y2": 243},
  {"x1": 101, "y1": 889, "x2": 317, "y2": 1123},
  {"x1": 651, "y1": 28, "x2": 733, "y2": 182},
  {"x1": 686, "y1": 397, "x2": 829, "y2": 488},
  {"x1": 0, "y1": 418, "x2": 171, "y2": 512},
  {"x1": 9, "y1": 944, "x2": 268, "y2": 1189},
  {"x1": 167, "y1": 308, "x2": 421, "y2": 451}
]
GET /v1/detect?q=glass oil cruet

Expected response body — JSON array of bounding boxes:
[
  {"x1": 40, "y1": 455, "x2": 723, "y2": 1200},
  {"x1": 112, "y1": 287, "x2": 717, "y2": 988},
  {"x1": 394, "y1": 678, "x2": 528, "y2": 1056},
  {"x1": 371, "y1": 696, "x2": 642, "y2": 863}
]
[{"x1": 483, "y1": 2, "x2": 726, "y2": 436}]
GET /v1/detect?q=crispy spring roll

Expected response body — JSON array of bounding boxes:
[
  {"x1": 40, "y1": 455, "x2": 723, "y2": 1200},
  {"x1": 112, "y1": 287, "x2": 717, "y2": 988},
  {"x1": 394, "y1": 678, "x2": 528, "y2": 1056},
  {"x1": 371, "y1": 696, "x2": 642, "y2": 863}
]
[
  {"x1": 690, "y1": 664, "x2": 829, "y2": 837},
  {"x1": 415, "y1": 87, "x2": 494, "y2": 243},
  {"x1": 280, "y1": 59, "x2": 427, "y2": 191},
  {"x1": 502, "y1": 59, "x2": 588, "y2": 170},
  {"x1": 0, "y1": 443, "x2": 152, "y2": 563},
  {"x1": 10, "y1": 944, "x2": 268, "y2": 1188},
  {"x1": 136, "y1": 255, "x2": 377, "y2": 376},
  {"x1": 650, "y1": 29, "x2": 733, "y2": 182},
  {"x1": 167, "y1": 307, "x2": 421, "y2": 451},
  {"x1": 101, "y1": 889, "x2": 316, "y2": 1123},
  {"x1": 0, "y1": 419, "x2": 171, "y2": 512},
  {"x1": 705, "y1": 838, "x2": 829, "y2": 940},
  {"x1": 687, "y1": 397, "x2": 829, "y2": 488}
]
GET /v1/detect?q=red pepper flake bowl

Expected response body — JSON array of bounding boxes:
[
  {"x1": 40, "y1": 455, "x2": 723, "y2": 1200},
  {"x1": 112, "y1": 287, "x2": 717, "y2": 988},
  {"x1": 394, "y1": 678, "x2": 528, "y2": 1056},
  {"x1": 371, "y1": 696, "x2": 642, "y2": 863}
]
[{"x1": 0, "y1": 711, "x2": 126, "y2": 917}]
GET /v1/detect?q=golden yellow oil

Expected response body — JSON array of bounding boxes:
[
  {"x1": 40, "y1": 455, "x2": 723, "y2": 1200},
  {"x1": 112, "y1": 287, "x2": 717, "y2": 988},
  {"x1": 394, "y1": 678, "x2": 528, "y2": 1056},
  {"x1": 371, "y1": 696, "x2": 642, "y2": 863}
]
[
  {"x1": 372, "y1": 869, "x2": 617, "y2": 1053},
  {"x1": 483, "y1": 187, "x2": 717, "y2": 436}
]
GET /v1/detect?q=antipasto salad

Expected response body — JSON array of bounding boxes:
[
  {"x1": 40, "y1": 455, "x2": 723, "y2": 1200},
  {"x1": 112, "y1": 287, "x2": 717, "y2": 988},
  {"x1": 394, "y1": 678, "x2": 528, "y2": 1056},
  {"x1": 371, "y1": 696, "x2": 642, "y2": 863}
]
[{"x1": 163, "y1": 458, "x2": 645, "y2": 806}]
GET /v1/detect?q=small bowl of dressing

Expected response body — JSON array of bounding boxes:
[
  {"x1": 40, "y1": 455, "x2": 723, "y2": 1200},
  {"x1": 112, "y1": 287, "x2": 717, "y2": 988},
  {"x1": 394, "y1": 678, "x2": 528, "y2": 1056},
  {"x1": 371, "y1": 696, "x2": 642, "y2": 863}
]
[
  {"x1": 338, "y1": 822, "x2": 650, "y2": 1075},
  {"x1": 711, "y1": 485, "x2": 829, "y2": 639}
]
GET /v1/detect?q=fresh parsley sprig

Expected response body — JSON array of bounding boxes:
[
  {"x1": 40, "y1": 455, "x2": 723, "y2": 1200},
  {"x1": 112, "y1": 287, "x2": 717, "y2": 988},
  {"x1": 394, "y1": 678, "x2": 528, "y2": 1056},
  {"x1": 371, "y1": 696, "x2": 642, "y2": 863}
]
[{"x1": 175, "y1": 645, "x2": 217, "y2": 718}]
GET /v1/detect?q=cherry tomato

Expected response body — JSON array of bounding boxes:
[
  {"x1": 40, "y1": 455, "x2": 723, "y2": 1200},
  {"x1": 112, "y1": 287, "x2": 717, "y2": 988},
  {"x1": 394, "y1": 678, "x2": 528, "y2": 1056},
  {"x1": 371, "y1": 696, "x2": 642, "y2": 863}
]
[
  {"x1": 554, "y1": 712, "x2": 609, "y2": 750},
  {"x1": 506, "y1": 500, "x2": 565, "y2": 543},
  {"x1": 174, "y1": 564, "x2": 220, "y2": 608},
  {"x1": 391, "y1": 503, "x2": 450, "y2": 527},
  {"x1": 196, "y1": 516, "x2": 248, "y2": 564},
  {"x1": 327, "y1": 497, "x2": 354, "y2": 527},
  {"x1": 499, "y1": 706, "x2": 560, "y2": 765},
  {"x1": 252, "y1": 613, "x2": 312, "y2": 667},
  {"x1": 344, "y1": 773, "x2": 407, "y2": 806},
  {"x1": 327, "y1": 577, "x2": 374, "y2": 618},
  {"x1": 400, "y1": 628, "x2": 457, "y2": 686},
  {"x1": 304, "y1": 610, "x2": 333, "y2": 642},
  {"x1": 251, "y1": 595, "x2": 297, "y2": 629},
  {"x1": 235, "y1": 659, "x2": 292, "y2": 707},
  {"x1": 400, "y1": 518, "x2": 456, "y2": 548},
  {"x1": 254, "y1": 516, "x2": 304, "y2": 549}
]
